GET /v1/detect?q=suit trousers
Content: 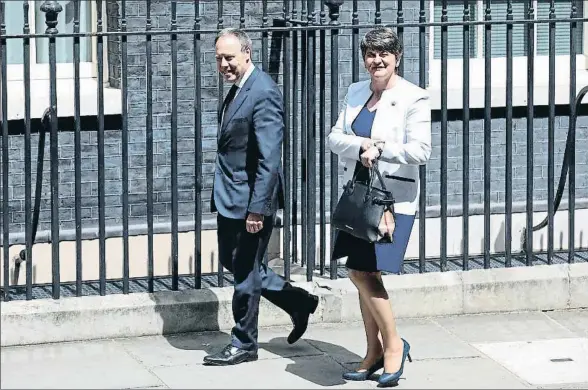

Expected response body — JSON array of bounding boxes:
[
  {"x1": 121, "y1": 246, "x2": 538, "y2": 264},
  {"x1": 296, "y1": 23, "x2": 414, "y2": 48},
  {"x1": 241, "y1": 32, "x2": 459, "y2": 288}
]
[{"x1": 217, "y1": 213, "x2": 307, "y2": 351}]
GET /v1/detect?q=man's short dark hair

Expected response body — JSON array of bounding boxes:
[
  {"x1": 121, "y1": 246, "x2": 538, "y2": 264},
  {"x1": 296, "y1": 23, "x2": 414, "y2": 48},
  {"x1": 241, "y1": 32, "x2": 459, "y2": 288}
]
[
  {"x1": 360, "y1": 27, "x2": 403, "y2": 64},
  {"x1": 215, "y1": 28, "x2": 253, "y2": 53}
]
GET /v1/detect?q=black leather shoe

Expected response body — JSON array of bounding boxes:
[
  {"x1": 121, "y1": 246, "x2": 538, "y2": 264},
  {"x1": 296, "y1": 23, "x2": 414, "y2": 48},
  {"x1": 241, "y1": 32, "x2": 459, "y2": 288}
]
[
  {"x1": 287, "y1": 294, "x2": 319, "y2": 344},
  {"x1": 203, "y1": 344, "x2": 258, "y2": 366}
]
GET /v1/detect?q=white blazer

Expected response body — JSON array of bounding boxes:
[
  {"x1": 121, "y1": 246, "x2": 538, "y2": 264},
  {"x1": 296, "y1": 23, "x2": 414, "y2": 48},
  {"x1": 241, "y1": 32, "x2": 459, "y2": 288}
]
[{"x1": 327, "y1": 77, "x2": 432, "y2": 215}]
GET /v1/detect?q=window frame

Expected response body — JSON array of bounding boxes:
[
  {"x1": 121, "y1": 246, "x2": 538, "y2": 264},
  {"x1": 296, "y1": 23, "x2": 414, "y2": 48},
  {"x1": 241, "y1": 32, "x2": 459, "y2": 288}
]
[
  {"x1": 3, "y1": 1, "x2": 118, "y2": 121},
  {"x1": 427, "y1": 0, "x2": 587, "y2": 89},
  {"x1": 5, "y1": 0, "x2": 108, "y2": 82}
]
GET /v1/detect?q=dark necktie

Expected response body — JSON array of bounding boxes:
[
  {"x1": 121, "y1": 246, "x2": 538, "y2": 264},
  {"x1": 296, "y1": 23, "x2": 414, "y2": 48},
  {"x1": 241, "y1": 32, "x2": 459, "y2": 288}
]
[
  {"x1": 222, "y1": 85, "x2": 238, "y2": 119},
  {"x1": 218, "y1": 85, "x2": 239, "y2": 143}
]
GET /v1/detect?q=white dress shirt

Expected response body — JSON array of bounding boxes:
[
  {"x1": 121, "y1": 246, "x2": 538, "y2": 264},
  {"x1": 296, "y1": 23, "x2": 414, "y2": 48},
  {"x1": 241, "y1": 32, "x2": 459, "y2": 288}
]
[{"x1": 221, "y1": 64, "x2": 255, "y2": 127}]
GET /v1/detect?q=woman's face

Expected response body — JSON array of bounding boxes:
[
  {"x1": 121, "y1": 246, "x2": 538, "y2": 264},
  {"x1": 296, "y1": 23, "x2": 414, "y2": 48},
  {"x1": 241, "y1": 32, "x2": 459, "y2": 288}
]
[{"x1": 364, "y1": 49, "x2": 398, "y2": 80}]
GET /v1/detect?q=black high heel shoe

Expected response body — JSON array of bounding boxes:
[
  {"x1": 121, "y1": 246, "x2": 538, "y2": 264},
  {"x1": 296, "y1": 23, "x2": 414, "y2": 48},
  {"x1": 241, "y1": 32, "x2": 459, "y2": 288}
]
[
  {"x1": 377, "y1": 339, "x2": 412, "y2": 387},
  {"x1": 342, "y1": 356, "x2": 385, "y2": 381}
]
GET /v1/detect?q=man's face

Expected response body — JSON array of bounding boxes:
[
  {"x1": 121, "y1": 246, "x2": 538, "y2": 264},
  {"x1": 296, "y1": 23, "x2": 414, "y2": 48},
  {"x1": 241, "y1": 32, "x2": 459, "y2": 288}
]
[{"x1": 215, "y1": 35, "x2": 251, "y2": 83}]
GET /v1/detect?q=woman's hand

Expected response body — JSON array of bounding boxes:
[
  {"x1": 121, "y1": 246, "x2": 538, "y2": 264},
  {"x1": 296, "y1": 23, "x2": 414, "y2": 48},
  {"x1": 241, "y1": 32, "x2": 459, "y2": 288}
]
[
  {"x1": 360, "y1": 146, "x2": 381, "y2": 168},
  {"x1": 360, "y1": 139, "x2": 375, "y2": 153}
]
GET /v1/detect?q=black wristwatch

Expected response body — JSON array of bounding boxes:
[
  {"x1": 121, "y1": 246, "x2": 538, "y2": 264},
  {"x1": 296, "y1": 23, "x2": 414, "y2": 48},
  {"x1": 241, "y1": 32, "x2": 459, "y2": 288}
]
[{"x1": 375, "y1": 141, "x2": 384, "y2": 157}]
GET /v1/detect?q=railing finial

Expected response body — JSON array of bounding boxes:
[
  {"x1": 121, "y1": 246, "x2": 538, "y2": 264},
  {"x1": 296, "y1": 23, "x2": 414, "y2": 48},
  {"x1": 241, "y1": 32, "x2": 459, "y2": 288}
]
[
  {"x1": 324, "y1": 0, "x2": 343, "y2": 24},
  {"x1": 40, "y1": 0, "x2": 62, "y2": 34}
]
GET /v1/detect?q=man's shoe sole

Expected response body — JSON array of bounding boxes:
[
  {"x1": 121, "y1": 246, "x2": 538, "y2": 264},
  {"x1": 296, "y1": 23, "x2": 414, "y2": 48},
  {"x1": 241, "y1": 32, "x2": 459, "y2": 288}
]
[{"x1": 203, "y1": 354, "x2": 258, "y2": 366}]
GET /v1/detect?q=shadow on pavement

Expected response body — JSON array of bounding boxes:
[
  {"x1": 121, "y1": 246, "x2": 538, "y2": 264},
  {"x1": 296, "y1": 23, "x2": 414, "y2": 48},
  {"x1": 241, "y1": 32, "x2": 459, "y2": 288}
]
[
  {"x1": 260, "y1": 337, "x2": 365, "y2": 387},
  {"x1": 148, "y1": 285, "x2": 222, "y2": 342},
  {"x1": 150, "y1": 327, "x2": 366, "y2": 387},
  {"x1": 163, "y1": 329, "x2": 230, "y2": 357},
  {"x1": 145, "y1": 252, "x2": 364, "y2": 386}
]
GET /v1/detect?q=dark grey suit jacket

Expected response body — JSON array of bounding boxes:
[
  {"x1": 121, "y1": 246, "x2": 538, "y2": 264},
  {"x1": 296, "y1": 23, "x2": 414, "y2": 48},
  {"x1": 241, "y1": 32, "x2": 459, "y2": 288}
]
[{"x1": 210, "y1": 67, "x2": 285, "y2": 220}]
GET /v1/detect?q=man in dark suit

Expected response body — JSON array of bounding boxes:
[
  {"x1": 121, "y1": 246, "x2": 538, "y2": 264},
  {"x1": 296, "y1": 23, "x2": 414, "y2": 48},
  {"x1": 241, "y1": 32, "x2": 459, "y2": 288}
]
[{"x1": 204, "y1": 28, "x2": 319, "y2": 366}]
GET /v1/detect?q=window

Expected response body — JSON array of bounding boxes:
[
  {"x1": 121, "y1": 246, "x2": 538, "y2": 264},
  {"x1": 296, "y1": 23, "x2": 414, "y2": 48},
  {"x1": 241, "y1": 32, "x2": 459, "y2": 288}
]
[
  {"x1": 2, "y1": 1, "x2": 120, "y2": 121},
  {"x1": 4, "y1": 0, "x2": 99, "y2": 81},
  {"x1": 431, "y1": 0, "x2": 583, "y2": 60},
  {"x1": 428, "y1": 0, "x2": 587, "y2": 106}
]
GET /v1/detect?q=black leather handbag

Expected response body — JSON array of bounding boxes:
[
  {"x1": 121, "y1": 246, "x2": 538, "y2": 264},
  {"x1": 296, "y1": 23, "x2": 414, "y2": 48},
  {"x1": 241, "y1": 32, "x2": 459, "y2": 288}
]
[{"x1": 331, "y1": 163, "x2": 396, "y2": 243}]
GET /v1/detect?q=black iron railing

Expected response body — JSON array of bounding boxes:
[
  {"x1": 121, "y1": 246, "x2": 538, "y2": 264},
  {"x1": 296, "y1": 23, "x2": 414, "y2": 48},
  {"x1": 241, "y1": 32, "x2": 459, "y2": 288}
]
[{"x1": 0, "y1": 0, "x2": 586, "y2": 302}]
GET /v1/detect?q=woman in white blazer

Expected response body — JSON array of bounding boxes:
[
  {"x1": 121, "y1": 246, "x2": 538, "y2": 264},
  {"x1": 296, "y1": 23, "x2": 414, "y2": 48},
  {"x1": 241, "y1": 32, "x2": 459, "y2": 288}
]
[{"x1": 328, "y1": 28, "x2": 431, "y2": 387}]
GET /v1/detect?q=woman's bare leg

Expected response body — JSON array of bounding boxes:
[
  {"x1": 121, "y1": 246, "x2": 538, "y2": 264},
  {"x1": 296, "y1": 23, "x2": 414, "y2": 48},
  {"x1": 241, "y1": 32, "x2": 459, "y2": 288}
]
[
  {"x1": 351, "y1": 271, "x2": 404, "y2": 373},
  {"x1": 350, "y1": 270, "x2": 384, "y2": 370}
]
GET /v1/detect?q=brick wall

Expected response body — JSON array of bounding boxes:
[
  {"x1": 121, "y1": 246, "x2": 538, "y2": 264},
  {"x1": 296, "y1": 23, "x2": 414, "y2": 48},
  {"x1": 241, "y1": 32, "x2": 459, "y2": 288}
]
[
  {"x1": 428, "y1": 112, "x2": 587, "y2": 209},
  {"x1": 1, "y1": 0, "x2": 587, "y2": 243}
]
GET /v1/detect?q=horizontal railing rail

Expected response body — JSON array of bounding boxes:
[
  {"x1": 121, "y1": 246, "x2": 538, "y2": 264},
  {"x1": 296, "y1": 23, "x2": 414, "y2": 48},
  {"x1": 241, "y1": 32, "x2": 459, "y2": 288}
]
[{"x1": 1, "y1": 17, "x2": 588, "y2": 39}]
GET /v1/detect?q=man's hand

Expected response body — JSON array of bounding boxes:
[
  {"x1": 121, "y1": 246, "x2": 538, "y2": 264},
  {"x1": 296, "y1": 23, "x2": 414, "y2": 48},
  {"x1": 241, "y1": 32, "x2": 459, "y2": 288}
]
[
  {"x1": 246, "y1": 213, "x2": 264, "y2": 234},
  {"x1": 360, "y1": 146, "x2": 381, "y2": 168}
]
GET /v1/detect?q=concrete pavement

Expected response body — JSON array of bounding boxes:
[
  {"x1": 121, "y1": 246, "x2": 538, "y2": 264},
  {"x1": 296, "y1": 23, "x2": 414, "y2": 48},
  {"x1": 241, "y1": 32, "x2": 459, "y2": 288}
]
[
  {"x1": 4, "y1": 262, "x2": 587, "y2": 347},
  {"x1": 1, "y1": 309, "x2": 587, "y2": 389}
]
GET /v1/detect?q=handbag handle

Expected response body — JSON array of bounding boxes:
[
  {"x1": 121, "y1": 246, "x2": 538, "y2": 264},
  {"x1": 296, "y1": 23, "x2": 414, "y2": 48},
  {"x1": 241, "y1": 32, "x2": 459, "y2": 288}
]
[
  {"x1": 349, "y1": 161, "x2": 388, "y2": 192},
  {"x1": 368, "y1": 162, "x2": 388, "y2": 192},
  {"x1": 369, "y1": 165, "x2": 395, "y2": 208}
]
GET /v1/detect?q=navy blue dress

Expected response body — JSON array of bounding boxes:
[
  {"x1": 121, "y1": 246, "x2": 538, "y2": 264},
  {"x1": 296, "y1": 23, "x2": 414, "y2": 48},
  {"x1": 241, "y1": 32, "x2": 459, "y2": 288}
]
[{"x1": 331, "y1": 104, "x2": 416, "y2": 274}]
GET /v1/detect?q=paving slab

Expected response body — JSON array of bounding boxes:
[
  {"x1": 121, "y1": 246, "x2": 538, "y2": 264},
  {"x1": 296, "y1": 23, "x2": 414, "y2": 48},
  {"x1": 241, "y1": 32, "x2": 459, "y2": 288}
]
[
  {"x1": 151, "y1": 355, "x2": 375, "y2": 389},
  {"x1": 2, "y1": 311, "x2": 587, "y2": 389},
  {"x1": 0, "y1": 340, "x2": 163, "y2": 389},
  {"x1": 394, "y1": 318, "x2": 482, "y2": 360},
  {"x1": 536, "y1": 383, "x2": 588, "y2": 389},
  {"x1": 116, "y1": 326, "x2": 321, "y2": 368},
  {"x1": 432, "y1": 312, "x2": 577, "y2": 343},
  {"x1": 339, "y1": 357, "x2": 531, "y2": 389},
  {"x1": 472, "y1": 338, "x2": 588, "y2": 386},
  {"x1": 299, "y1": 322, "x2": 374, "y2": 364},
  {"x1": 396, "y1": 356, "x2": 531, "y2": 389},
  {"x1": 544, "y1": 309, "x2": 588, "y2": 337},
  {"x1": 302, "y1": 318, "x2": 481, "y2": 365}
]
